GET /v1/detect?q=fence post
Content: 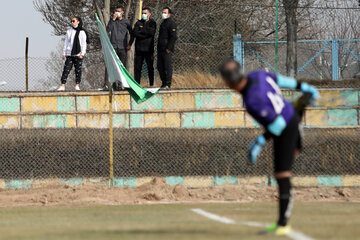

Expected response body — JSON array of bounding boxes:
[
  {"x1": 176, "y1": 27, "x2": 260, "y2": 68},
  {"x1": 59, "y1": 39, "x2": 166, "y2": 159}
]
[
  {"x1": 332, "y1": 40, "x2": 339, "y2": 81},
  {"x1": 25, "y1": 37, "x2": 29, "y2": 91},
  {"x1": 233, "y1": 34, "x2": 245, "y2": 70},
  {"x1": 109, "y1": 88, "x2": 114, "y2": 188}
]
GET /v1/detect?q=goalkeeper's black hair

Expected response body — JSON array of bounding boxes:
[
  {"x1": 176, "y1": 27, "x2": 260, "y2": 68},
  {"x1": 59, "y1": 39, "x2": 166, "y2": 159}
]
[{"x1": 219, "y1": 58, "x2": 244, "y2": 84}]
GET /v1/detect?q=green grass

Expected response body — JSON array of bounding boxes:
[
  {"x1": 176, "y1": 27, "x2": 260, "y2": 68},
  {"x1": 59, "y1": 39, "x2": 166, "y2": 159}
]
[{"x1": 0, "y1": 202, "x2": 359, "y2": 240}]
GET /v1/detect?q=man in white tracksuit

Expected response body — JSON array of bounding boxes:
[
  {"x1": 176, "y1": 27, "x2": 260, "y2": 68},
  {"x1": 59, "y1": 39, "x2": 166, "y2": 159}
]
[{"x1": 58, "y1": 17, "x2": 88, "y2": 91}]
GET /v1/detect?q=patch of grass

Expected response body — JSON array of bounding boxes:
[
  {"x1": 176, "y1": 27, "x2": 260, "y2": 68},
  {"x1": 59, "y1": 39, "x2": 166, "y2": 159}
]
[
  {"x1": 0, "y1": 202, "x2": 359, "y2": 240},
  {"x1": 144, "y1": 70, "x2": 360, "y2": 89},
  {"x1": 172, "y1": 71, "x2": 226, "y2": 88},
  {"x1": 146, "y1": 71, "x2": 226, "y2": 89}
]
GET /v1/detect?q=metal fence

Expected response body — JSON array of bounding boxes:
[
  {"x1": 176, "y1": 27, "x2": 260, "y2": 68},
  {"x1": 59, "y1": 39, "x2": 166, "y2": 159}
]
[
  {"x1": 4, "y1": 128, "x2": 359, "y2": 179},
  {"x1": 2, "y1": 1, "x2": 360, "y2": 90},
  {"x1": 0, "y1": 57, "x2": 50, "y2": 91},
  {"x1": 2, "y1": 43, "x2": 360, "y2": 91},
  {"x1": 235, "y1": 37, "x2": 360, "y2": 81},
  {"x1": 0, "y1": 1, "x2": 360, "y2": 189},
  {"x1": 0, "y1": 89, "x2": 359, "y2": 188}
]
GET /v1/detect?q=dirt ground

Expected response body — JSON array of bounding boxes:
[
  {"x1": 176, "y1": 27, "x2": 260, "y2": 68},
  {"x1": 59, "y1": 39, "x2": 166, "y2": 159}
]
[{"x1": 0, "y1": 177, "x2": 359, "y2": 208}]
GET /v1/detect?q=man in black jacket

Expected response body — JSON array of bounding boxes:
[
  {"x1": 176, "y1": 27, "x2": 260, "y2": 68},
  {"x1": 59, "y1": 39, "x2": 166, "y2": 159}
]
[
  {"x1": 157, "y1": 7, "x2": 177, "y2": 89},
  {"x1": 133, "y1": 7, "x2": 157, "y2": 87},
  {"x1": 106, "y1": 6, "x2": 134, "y2": 68},
  {"x1": 103, "y1": 6, "x2": 134, "y2": 90}
]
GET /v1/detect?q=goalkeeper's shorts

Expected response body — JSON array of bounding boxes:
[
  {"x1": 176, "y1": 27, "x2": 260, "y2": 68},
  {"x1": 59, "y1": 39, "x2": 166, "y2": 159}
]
[{"x1": 273, "y1": 111, "x2": 302, "y2": 173}]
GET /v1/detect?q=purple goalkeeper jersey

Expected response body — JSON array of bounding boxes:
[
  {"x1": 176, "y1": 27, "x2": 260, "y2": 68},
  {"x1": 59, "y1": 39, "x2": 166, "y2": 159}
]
[{"x1": 241, "y1": 71, "x2": 294, "y2": 128}]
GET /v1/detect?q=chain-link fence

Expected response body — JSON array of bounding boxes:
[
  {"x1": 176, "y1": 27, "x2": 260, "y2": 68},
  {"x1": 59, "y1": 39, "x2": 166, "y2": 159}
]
[
  {"x1": 0, "y1": 89, "x2": 359, "y2": 188},
  {"x1": 0, "y1": 1, "x2": 360, "y2": 189},
  {"x1": 3, "y1": 1, "x2": 360, "y2": 91},
  {"x1": 242, "y1": 39, "x2": 360, "y2": 82},
  {"x1": 3, "y1": 128, "x2": 359, "y2": 179},
  {"x1": 0, "y1": 57, "x2": 50, "y2": 91}
]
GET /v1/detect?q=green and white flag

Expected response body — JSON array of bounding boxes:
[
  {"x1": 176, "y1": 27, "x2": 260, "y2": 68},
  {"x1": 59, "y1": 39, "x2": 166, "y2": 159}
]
[{"x1": 96, "y1": 13, "x2": 158, "y2": 104}]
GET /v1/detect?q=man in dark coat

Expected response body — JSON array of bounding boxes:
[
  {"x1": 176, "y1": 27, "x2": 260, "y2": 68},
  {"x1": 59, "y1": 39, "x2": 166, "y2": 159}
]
[
  {"x1": 133, "y1": 7, "x2": 157, "y2": 87},
  {"x1": 157, "y1": 7, "x2": 177, "y2": 89},
  {"x1": 106, "y1": 6, "x2": 134, "y2": 68},
  {"x1": 103, "y1": 6, "x2": 134, "y2": 90}
]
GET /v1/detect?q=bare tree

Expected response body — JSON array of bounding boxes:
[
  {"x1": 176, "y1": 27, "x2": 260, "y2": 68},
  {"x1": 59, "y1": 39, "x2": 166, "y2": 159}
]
[
  {"x1": 283, "y1": 0, "x2": 299, "y2": 77},
  {"x1": 306, "y1": 0, "x2": 360, "y2": 80},
  {"x1": 34, "y1": 0, "x2": 324, "y2": 87},
  {"x1": 34, "y1": 0, "x2": 139, "y2": 85}
]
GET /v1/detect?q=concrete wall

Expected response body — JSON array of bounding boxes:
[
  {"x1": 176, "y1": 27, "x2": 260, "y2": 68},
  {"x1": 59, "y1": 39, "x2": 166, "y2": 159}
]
[{"x1": 0, "y1": 88, "x2": 358, "y2": 129}]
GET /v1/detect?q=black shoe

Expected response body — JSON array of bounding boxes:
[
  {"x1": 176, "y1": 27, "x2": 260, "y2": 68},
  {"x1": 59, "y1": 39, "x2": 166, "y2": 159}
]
[{"x1": 113, "y1": 80, "x2": 123, "y2": 91}]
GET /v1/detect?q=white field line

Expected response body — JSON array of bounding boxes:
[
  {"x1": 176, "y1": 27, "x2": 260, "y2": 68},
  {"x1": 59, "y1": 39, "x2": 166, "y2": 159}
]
[
  {"x1": 191, "y1": 208, "x2": 315, "y2": 240},
  {"x1": 191, "y1": 208, "x2": 236, "y2": 224}
]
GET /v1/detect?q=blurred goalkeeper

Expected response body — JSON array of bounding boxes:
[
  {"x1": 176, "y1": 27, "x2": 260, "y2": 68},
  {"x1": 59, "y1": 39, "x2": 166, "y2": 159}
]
[{"x1": 219, "y1": 58, "x2": 319, "y2": 236}]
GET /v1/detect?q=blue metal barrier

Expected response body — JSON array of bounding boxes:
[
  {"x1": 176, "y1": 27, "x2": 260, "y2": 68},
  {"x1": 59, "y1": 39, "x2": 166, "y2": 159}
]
[{"x1": 233, "y1": 35, "x2": 360, "y2": 80}]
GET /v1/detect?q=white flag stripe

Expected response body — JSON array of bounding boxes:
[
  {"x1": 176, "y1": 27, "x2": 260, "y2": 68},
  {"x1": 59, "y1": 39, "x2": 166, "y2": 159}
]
[{"x1": 101, "y1": 38, "x2": 130, "y2": 88}]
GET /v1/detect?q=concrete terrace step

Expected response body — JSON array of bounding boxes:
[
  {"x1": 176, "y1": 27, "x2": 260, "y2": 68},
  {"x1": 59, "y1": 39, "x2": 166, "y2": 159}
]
[{"x1": 0, "y1": 88, "x2": 357, "y2": 129}]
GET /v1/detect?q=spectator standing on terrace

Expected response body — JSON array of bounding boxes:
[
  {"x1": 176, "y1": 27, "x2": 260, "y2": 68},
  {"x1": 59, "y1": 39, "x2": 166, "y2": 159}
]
[
  {"x1": 157, "y1": 7, "x2": 177, "y2": 89},
  {"x1": 102, "y1": 6, "x2": 134, "y2": 90},
  {"x1": 58, "y1": 17, "x2": 88, "y2": 91},
  {"x1": 133, "y1": 7, "x2": 157, "y2": 87}
]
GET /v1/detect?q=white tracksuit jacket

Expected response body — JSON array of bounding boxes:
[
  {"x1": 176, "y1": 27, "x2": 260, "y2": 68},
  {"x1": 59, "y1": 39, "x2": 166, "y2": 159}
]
[{"x1": 63, "y1": 27, "x2": 87, "y2": 56}]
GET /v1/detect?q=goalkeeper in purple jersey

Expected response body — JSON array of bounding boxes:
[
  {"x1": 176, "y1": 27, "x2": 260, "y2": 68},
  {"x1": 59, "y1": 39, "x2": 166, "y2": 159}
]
[{"x1": 219, "y1": 58, "x2": 319, "y2": 236}]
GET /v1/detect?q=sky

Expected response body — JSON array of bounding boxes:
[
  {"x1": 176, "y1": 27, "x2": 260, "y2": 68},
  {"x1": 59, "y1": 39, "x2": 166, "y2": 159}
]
[{"x1": 0, "y1": 1, "x2": 61, "y2": 58}]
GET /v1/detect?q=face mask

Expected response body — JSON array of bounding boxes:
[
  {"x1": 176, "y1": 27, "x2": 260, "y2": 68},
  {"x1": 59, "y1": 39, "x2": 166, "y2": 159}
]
[
  {"x1": 142, "y1": 14, "x2": 148, "y2": 20},
  {"x1": 162, "y1": 13, "x2": 168, "y2": 19}
]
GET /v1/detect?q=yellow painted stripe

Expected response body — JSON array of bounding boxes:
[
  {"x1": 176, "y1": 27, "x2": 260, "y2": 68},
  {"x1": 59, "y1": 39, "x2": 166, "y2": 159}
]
[
  {"x1": 89, "y1": 95, "x2": 109, "y2": 111},
  {"x1": 77, "y1": 114, "x2": 109, "y2": 128},
  {"x1": 32, "y1": 179, "x2": 61, "y2": 188},
  {"x1": 184, "y1": 176, "x2": 212, "y2": 188},
  {"x1": 317, "y1": 90, "x2": 341, "y2": 107},
  {"x1": 245, "y1": 113, "x2": 256, "y2": 127},
  {"x1": 0, "y1": 179, "x2": 5, "y2": 189},
  {"x1": 136, "y1": 177, "x2": 153, "y2": 187},
  {"x1": 163, "y1": 93, "x2": 195, "y2": 110},
  {"x1": 0, "y1": 116, "x2": 20, "y2": 129},
  {"x1": 343, "y1": 175, "x2": 360, "y2": 187},
  {"x1": 23, "y1": 97, "x2": 58, "y2": 112},
  {"x1": 292, "y1": 176, "x2": 318, "y2": 187},
  {"x1": 67, "y1": 115, "x2": 76, "y2": 128},
  {"x1": 214, "y1": 111, "x2": 245, "y2": 127},
  {"x1": 144, "y1": 113, "x2": 180, "y2": 128},
  {"x1": 305, "y1": 109, "x2": 328, "y2": 126},
  {"x1": 113, "y1": 95, "x2": 131, "y2": 111},
  {"x1": 84, "y1": 178, "x2": 108, "y2": 186},
  {"x1": 238, "y1": 176, "x2": 266, "y2": 186}
]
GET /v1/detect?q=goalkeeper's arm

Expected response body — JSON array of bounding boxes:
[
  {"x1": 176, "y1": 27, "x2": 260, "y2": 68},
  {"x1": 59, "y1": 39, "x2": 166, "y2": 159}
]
[
  {"x1": 276, "y1": 74, "x2": 319, "y2": 100},
  {"x1": 248, "y1": 130, "x2": 274, "y2": 164}
]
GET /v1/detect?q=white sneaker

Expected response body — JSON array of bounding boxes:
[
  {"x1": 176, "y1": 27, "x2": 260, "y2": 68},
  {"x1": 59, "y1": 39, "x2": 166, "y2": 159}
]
[
  {"x1": 75, "y1": 85, "x2": 80, "y2": 91},
  {"x1": 57, "y1": 85, "x2": 65, "y2": 91}
]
